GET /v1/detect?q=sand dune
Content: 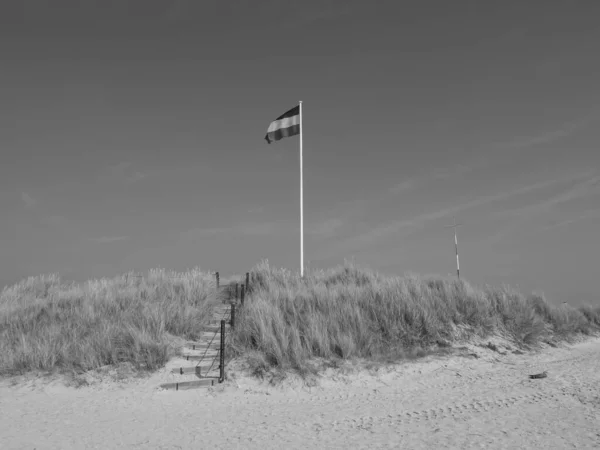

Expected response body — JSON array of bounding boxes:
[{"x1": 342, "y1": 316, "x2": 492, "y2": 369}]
[{"x1": 1, "y1": 337, "x2": 599, "y2": 449}]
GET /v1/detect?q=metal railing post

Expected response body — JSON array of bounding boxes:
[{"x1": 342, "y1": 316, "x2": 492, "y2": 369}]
[{"x1": 219, "y1": 320, "x2": 225, "y2": 383}]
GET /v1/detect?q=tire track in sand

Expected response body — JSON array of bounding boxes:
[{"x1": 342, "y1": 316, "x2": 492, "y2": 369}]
[{"x1": 322, "y1": 390, "x2": 567, "y2": 433}]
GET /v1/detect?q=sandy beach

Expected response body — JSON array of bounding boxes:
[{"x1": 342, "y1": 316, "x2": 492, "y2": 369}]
[{"x1": 1, "y1": 337, "x2": 599, "y2": 450}]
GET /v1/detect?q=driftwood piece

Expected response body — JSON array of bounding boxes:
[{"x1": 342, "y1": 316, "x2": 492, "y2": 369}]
[{"x1": 528, "y1": 371, "x2": 548, "y2": 379}]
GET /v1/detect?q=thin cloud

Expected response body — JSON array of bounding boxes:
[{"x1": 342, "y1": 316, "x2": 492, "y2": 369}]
[
  {"x1": 388, "y1": 161, "x2": 483, "y2": 195},
  {"x1": 498, "y1": 173, "x2": 600, "y2": 218},
  {"x1": 306, "y1": 218, "x2": 344, "y2": 237},
  {"x1": 234, "y1": 222, "x2": 277, "y2": 236},
  {"x1": 308, "y1": 161, "x2": 486, "y2": 240},
  {"x1": 91, "y1": 236, "x2": 129, "y2": 243},
  {"x1": 182, "y1": 222, "x2": 279, "y2": 240},
  {"x1": 497, "y1": 113, "x2": 597, "y2": 150},
  {"x1": 106, "y1": 161, "x2": 152, "y2": 184},
  {"x1": 277, "y1": 1, "x2": 362, "y2": 30},
  {"x1": 126, "y1": 171, "x2": 150, "y2": 183},
  {"x1": 388, "y1": 179, "x2": 417, "y2": 195},
  {"x1": 21, "y1": 192, "x2": 36, "y2": 209},
  {"x1": 43, "y1": 215, "x2": 68, "y2": 227},
  {"x1": 325, "y1": 170, "x2": 595, "y2": 255},
  {"x1": 430, "y1": 163, "x2": 476, "y2": 179},
  {"x1": 308, "y1": 160, "x2": 493, "y2": 246},
  {"x1": 485, "y1": 172, "x2": 600, "y2": 244},
  {"x1": 108, "y1": 161, "x2": 132, "y2": 175},
  {"x1": 541, "y1": 209, "x2": 600, "y2": 232}
]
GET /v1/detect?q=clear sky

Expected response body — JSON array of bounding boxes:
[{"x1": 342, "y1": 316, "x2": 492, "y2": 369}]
[{"x1": 2, "y1": 1, "x2": 599, "y2": 305}]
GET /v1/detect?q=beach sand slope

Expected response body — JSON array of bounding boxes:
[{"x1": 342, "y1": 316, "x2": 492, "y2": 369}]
[{"x1": 1, "y1": 337, "x2": 599, "y2": 449}]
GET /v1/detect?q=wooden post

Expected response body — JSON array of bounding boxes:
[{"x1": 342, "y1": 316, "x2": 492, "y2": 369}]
[
  {"x1": 240, "y1": 284, "x2": 245, "y2": 306},
  {"x1": 215, "y1": 272, "x2": 220, "y2": 289},
  {"x1": 219, "y1": 320, "x2": 225, "y2": 383},
  {"x1": 245, "y1": 272, "x2": 250, "y2": 292},
  {"x1": 235, "y1": 283, "x2": 239, "y2": 302},
  {"x1": 230, "y1": 304, "x2": 235, "y2": 328}
]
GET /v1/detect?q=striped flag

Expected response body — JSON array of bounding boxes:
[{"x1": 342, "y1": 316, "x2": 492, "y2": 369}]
[{"x1": 264, "y1": 105, "x2": 300, "y2": 144}]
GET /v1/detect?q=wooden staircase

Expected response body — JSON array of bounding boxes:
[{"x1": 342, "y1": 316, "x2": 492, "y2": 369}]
[{"x1": 159, "y1": 283, "x2": 236, "y2": 391}]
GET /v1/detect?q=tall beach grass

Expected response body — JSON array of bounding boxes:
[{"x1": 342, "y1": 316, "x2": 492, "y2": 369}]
[
  {"x1": 231, "y1": 261, "x2": 600, "y2": 376},
  {"x1": 0, "y1": 268, "x2": 216, "y2": 377},
  {"x1": 3, "y1": 261, "x2": 599, "y2": 381}
]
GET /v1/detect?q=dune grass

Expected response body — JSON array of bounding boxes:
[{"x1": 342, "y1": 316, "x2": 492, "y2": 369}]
[
  {"x1": 3, "y1": 261, "x2": 599, "y2": 382},
  {"x1": 0, "y1": 268, "x2": 217, "y2": 377},
  {"x1": 230, "y1": 261, "x2": 600, "y2": 377}
]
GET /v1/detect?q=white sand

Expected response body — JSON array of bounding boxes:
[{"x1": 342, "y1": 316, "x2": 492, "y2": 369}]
[{"x1": 1, "y1": 337, "x2": 599, "y2": 450}]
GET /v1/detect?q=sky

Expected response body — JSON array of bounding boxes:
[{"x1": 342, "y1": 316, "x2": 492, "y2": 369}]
[{"x1": 2, "y1": 0, "x2": 599, "y2": 305}]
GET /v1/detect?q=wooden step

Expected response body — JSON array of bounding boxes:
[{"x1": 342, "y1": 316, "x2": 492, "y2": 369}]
[
  {"x1": 207, "y1": 321, "x2": 232, "y2": 327},
  {"x1": 209, "y1": 316, "x2": 230, "y2": 322},
  {"x1": 182, "y1": 348, "x2": 220, "y2": 354},
  {"x1": 182, "y1": 346, "x2": 220, "y2": 353},
  {"x1": 184, "y1": 342, "x2": 220, "y2": 350},
  {"x1": 160, "y1": 378, "x2": 220, "y2": 391},
  {"x1": 171, "y1": 365, "x2": 219, "y2": 375},
  {"x1": 181, "y1": 353, "x2": 219, "y2": 361},
  {"x1": 208, "y1": 315, "x2": 230, "y2": 320},
  {"x1": 199, "y1": 325, "x2": 230, "y2": 333}
]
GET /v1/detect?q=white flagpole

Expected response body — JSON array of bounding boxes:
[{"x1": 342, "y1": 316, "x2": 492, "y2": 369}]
[{"x1": 299, "y1": 101, "x2": 304, "y2": 278}]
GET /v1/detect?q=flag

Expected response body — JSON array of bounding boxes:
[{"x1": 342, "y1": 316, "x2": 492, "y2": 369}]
[{"x1": 265, "y1": 105, "x2": 300, "y2": 144}]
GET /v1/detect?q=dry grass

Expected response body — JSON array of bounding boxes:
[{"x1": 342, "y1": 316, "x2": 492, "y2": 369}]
[
  {"x1": 0, "y1": 268, "x2": 216, "y2": 377},
  {"x1": 231, "y1": 260, "x2": 600, "y2": 377},
  {"x1": 3, "y1": 261, "x2": 599, "y2": 382}
]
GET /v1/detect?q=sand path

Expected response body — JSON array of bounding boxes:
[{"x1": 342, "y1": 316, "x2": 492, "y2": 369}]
[{"x1": 1, "y1": 337, "x2": 599, "y2": 449}]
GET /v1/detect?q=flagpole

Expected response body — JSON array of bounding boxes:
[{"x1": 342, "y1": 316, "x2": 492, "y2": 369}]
[{"x1": 299, "y1": 100, "x2": 304, "y2": 278}]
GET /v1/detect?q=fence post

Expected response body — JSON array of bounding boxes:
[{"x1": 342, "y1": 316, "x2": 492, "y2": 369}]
[
  {"x1": 245, "y1": 272, "x2": 250, "y2": 292},
  {"x1": 219, "y1": 320, "x2": 225, "y2": 383},
  {"x1": 215, "y1": 272, "x2": 220, "y2": 289},
  {"x1": 230, "y1": 304, "x2": 235, "y2": 328},
  {"x1": 240, "y1": 284, "x2": 245, "y2": 306},
  {"x1": 235, "y1": 283, "x2": 239, "y2": 302}
]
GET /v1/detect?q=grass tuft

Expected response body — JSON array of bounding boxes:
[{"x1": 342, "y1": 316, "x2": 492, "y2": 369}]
[{"x1": 0, "y1": 268, "x2": 216, "y2": 377}]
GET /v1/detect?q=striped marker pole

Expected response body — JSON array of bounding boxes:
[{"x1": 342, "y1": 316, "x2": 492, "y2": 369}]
[{"x1": 444, "y1": 217, "x2": 463, "y2": 280}]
